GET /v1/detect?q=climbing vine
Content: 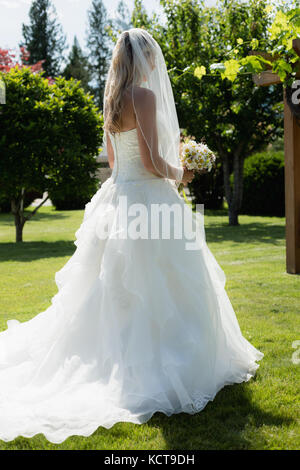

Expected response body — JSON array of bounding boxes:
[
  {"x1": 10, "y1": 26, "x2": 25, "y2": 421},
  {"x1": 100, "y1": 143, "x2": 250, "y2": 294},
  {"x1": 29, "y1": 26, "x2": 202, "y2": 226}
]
[{"x1": 192, "y1": 3, "x2": 300, "y2": 87}]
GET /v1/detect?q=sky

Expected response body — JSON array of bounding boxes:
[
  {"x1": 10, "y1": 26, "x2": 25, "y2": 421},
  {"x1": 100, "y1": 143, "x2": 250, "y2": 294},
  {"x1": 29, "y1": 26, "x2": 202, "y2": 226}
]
[{"x1": 0, "y1": 0, "x2": 217, "y2": 53}]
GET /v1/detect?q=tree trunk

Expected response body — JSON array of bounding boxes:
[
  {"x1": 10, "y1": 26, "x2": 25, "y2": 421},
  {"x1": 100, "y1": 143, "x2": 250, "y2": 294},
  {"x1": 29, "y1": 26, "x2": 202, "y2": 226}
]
[
  {"x1": 222, "y1": 153, "x2": 232, "y2": 209},
  {"x1": 222, "y1": 144, "x2": 245, "y2": 226},
  {"x1": 15, "y1": 213, "x2": 25, "y2": 242},
  {"x1": 229, "y1": 148, "x2": 245, "y2": 225},
  {"x1": 228, "y1": 206, "x2": 239, "y2": 226},
  {"x1": 11, "y1": 189, "x2": 49, "y2": 242},
  {"x1": 11, "y1": 188, "x2": 26, "y2": 243}
]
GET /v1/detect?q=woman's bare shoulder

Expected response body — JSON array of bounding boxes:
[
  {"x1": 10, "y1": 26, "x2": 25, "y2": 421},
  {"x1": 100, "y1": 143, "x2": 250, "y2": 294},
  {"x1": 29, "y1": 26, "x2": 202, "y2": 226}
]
[{"x1": 130, "y1": 86, "x2": 155, "y2": 105}]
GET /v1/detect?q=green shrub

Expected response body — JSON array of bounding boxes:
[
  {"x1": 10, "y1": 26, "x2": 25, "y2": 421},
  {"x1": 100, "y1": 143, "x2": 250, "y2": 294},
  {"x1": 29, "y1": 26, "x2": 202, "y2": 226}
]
[
  {"x1": 189, "y1": 161, "x2": 224, "y2": 210},
  {"x1": 49, "y1": 179, "x2": 100, "y2": 211},
  {"x1": 240, "y1": 150, "x2": 285, "y2": 217},
  {"x1": 0, "y1": 194, "x2": 10, "y2": 213}
]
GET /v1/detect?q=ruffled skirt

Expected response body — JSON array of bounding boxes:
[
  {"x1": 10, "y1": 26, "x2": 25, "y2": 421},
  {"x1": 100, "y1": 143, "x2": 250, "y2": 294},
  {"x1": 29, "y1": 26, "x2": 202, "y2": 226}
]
[{"x1": 0, "y1": 176, "x2": 263, "y2": 443}]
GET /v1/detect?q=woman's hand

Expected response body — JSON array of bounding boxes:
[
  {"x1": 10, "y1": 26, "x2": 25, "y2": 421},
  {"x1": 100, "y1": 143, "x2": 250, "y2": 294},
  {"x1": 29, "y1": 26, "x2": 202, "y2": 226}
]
[{"x1": 181, "y1": 167, "x2": 195, "y2": 186}]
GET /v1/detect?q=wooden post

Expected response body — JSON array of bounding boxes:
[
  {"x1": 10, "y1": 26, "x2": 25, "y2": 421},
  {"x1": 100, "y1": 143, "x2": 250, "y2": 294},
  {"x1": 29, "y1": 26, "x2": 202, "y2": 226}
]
[
  {"x1": 284, "y1": 91, "x2": 300, "y2": 274},
  {"x1": 252, "y1": 40, "x2": 300, "y2": 274}
]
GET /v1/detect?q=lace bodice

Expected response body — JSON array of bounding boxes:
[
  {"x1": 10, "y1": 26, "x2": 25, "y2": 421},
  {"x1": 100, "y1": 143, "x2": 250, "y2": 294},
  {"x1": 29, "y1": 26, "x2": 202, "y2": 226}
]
[{"x1": 108, "y1": 128, "x2": 161, "y2": 183}]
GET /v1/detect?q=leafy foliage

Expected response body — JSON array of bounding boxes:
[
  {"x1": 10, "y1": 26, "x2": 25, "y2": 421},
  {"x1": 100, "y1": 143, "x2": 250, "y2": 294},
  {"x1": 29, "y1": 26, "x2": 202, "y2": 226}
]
[
  {"x1": 0, "y1": 67, "x2": 53, "y2": 198},
  {"x1": 0, "y1": 190, "x2": 43, "y2": 214},
  {"x1": 199, "y1": 2, "x2": 300, "y2": 87},
  {"x1": 131, "y1": 0, "x2": 152, "y2": 29},
  {"x1": 62, "y1": 37, "x2": 92, "y2": 94},
  {"x1": 0, "y1": 47, "x2": 43, "y2": 73},
  {"x1": 21, "y1": 0, "x2": 67, "y2": 78},
  {"x1": 86, "y1": 0, "x2": 112, "y2": 109},
  {"x1": 46, "y1": 76, "x2": 104, "y2": 210},
  {"x1": 114, "y1": 0, "x2": 132, "y2": 32},
  {"x1": 0, "y1": 67, "x2": 103, "y2": 241},
  {"x1": 189, "y1": 160, "x2": 224, "y2": 210},
  {"x1": 155, "y1": 0, "x2": 283, "y2": 224},
  {"x1": 240, "y1": 150, "x2": 285, "y2": 217}
]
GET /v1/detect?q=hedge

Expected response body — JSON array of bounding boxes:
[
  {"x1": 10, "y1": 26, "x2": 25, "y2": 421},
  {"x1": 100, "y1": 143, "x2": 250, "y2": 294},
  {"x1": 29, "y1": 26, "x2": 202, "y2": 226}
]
[{"x1": 240, "y1": 150, "x2": 285, "y2": 217}]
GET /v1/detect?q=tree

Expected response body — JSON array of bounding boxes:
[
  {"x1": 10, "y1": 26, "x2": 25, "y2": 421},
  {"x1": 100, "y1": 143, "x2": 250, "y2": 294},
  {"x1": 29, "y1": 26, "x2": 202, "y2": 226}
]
[
  {"x1": 0, "y1": 67, "x2": 103, "y2": 242},
  {"x1": 0, "y1": 48, "x2": 48, "y2": 213},
  {"x1": 207, "y1": 4, "x2": 300, "y2": 105},
  {"x1": 47, "y1": 77, "x2": 104, "y2": 211},
  {"x1": 131, "y1": 0, "x2": 151, "y2": 29},
  {"x1": 114, "y1": 0, "x2": 132, "y2": 33},
  {"x1": 63, "y1": 36, "x2": 91, "y2": 93},
  {"x1": 21, "y1": 0, "x2": 66, "y2": 77},
  {"x1": 86, "y1": 0, "x2": 112, "y2": 109},
  {"x1": 105, "y1": 1, "x2": 135, "y2": 47},
  {"x1": 158, "y1": 0, "x2": 283, "y2": 225}
]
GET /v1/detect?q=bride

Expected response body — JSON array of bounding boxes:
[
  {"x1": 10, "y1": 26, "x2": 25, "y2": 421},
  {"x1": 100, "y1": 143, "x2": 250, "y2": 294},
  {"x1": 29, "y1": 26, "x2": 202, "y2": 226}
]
[{"x1": 0, "y1": 28, "x2": 263, "y2": 444}]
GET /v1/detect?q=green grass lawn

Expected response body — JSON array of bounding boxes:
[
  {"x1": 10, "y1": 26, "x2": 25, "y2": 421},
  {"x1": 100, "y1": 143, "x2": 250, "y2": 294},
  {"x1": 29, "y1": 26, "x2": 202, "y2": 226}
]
[{"x1": 0, "y1": 206, "x2": 299, "y2": 450}]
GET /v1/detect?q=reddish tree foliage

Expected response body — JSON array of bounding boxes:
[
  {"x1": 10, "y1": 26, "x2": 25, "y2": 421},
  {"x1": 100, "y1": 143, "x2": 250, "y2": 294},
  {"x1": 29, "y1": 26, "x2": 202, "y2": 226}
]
[
  {"x1": 0, "y1": 46, "x2": 54, "y2": 82},
  {"x1": 0, "y1": 48, "x2": 15, "y2": 72}
]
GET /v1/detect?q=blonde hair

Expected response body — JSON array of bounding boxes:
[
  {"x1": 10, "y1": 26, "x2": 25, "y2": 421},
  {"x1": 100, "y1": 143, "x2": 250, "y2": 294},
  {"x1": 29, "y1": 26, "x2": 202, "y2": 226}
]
[{"x1": 103, "y1": 29, "x2": 154, "y2": 135}]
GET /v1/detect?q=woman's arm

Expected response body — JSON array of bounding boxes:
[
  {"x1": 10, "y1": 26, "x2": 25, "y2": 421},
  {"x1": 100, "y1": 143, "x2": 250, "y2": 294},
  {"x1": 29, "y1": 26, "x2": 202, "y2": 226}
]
[
  {"x1": 106, "y1": 131, "x2": 114, "y2": 169},
  {"x1": 134, "y1": 88, "x2": 184, "y2": 182}
]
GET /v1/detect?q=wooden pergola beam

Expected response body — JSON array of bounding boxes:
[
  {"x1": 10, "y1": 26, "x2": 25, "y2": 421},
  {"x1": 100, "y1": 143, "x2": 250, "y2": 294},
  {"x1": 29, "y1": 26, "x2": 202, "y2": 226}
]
[
  {"x1": 293, "y1": 38, "x2": 300, "y2": 57},
  {"x1": 253, "y1": 71, "x2": 282, "y2": 87},
  {"x1": 251, "y1": 46, "x2": 300, "y2": 87},
  {"x1": 253, "y1": 71, "x2": 300, "y2": 87},
  {"x1": 249, "y1": 50, "x2": 279, "y2": 66}
]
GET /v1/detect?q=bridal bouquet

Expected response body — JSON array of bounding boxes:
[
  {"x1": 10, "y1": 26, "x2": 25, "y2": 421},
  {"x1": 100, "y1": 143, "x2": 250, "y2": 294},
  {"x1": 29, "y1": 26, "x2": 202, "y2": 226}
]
[
  {"x1": 178, "y1": 137, "x2": 217, "y2": 197},
  {"x1": 180, "y1": 138, "x2": 216, "y2": 172}
]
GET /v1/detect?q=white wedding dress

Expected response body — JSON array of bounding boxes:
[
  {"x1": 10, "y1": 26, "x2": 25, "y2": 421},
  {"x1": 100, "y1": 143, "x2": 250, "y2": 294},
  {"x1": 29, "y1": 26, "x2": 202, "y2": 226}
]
[{"x1": 0, "y1": 127, "x2": 263, "y2": 444}]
